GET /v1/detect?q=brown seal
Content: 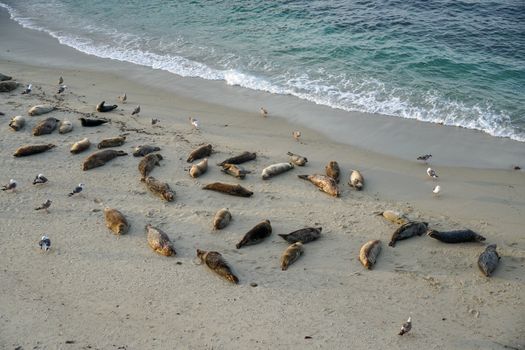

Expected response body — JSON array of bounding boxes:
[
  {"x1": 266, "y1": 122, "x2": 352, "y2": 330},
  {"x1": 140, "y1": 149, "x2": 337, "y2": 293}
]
[
  {"x1": 221, "y1": 163, "x2": 250, "y2": 179},
  {"x1": 144, "y1": 176, "x2": 175, "y2": 201},
  {"x1": 28, "y1": 104, "x2": 55, "y2": 116},
  {"x1": 70, "y1": 138, "x2": 91, "y2": 154},
  {"x1": 261, "y1": 162, "x2": 294, "y2": 180},
  {"x1": 104, "y1": 207, "x2": 129, "y2": 235},
  {"x1": 196, "y1": 249, "x2": 239, "y2": 284},
  {"x1": 32, "y1": 117, "x2": 60, "y2": 136},
  {"x1": 13, "y1": 144, "x2": 56, "y2": 157},
  {"x1": 236, "y1": 220, "x2": 272, "y2": 249},
  {"x1": 298, "y1": 174, "x2": 340, "y2": 197},
  {"x1": 138, "y1": 153, "x2": 163, "y2": 180},
  {"x1": 133, "y1": 145, "x2": 160, "y2": 157},
  {"x1": 287, "y1": 152, "x2": 308, "y2": 166},
  {"x1": 280, "y1": 242, "x2": 304, "y2": 271},
  {"x1": 349, "y1": 170, "x2": 364, "y2": 190},
  {"x1": 478, "y1": 244, "x2": 500, "y2": 277},
  {"x1": 213, "y1": 208, "x2": 232, "y2": 230},
  {"x1": 58, "y1": 120, "x2": 73, "y2": 134},
  {"x1": 202, "y1": 182, "x2": 253, "y2": 197},
  {"x1": 325, "y1": 161, "x2": 340, "y2": 183},
  {"x1": 217, "y1": 151, "x2": 256, "y2": 166},
  {"x1": 389, "y1": 221, "x2": 428, "y2": 247},
  {"x1": 378, "y1": 210, "x2": 409, "y2": 225},
  {"x1": 427, "y1": 229, "x2": 486, "y2": 243},
  {"x1": 359, "y1": 240, "x2": 381, "y2": 269},
  {"x1": 189, "y1": 158, "x2": 208, "y2": 178},
  {"x1": 82, "y1": 149, "x2": 128, "y2": 170},
  {"x1": 146, "y1": 224, "x2": 175, "y2": 256},
  {"x1": 187, "y1": 144, "x2": 212, "y2": 163},
  {"x1": 278, "y1": 227, "x2": 322, "y2": 244},
  {"x1": 97, "y1": 136, "x2": 126, "y2": 149},
  {"x1": 9, "y1": 116, "x2": 25, "y2": 131}
]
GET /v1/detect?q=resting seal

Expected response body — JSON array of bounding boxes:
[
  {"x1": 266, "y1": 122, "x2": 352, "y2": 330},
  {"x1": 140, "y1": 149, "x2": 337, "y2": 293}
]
[
  {"x1": 278, "y1": 227, "x2": 322, "y2": 244},
  {"x1": 190, "y1": 158, "x2": 208, "y2": 178},
  {"x1": 104, "y1": 208, "x2": 129, "y2": 235},
  {"x1": 96, "y1": 101, "x2": 118, "y2": 112},
  {"x1": 13, "y1": 144, "x2": 55, "y2": 157},
  {"x1": 58, "y1": 120, "x2": 73, "y2": 134},
  {"x1": 261, "y1": 162, "x2": 294, "y2": 180},
  {"x1": 82, "y1": 149, "x2": 127, "y2": 170},
  {"x1": 427, "y1": 229, "x2": 485, "y2": 243},
  {"x1": 133, "y1": 145, "x2": 160, "y2": 157},
  {"x1": 389, "y1": 221, "x2": 428, "y2": 247},
  {"x1": 359, "y1": 240, "x2": 381, "y2": 269},
  {"x1": 221, "y1": 163, "x2": 250, "y2": 179},
  {"x1": 217, "y1": 151, "x2": 256, "y2": 166},
  {"x1": 9, "y1": 116, "x2": 25, "y2": 131},
  {"x1": 280, "y1": 242, "x2": 304, "y2": 270},
  {"x1": 196, "y1": 249, "x2": 239, "y2": 284},
  {"x1": 97, "y1": 136, "x2": 126, "y2": 149},
  {"x1": 287, "y1": 152, "x2": 308, "y2": 166},
  {"x1": 236, "y1": 220, "x2": 272, "y2": 249},
  {"x1": 325, "y1": 161, "x2": 340, "y2": 183},
  {"x1": 144, "y1": 176, "x2": 175, "y2": 201},
  {"x1": 32, "y1": 117, "x2": 60, "y2": 136},
  {"x1": 187, "y1": 144, "x2": 212, "y2": 163},
  {"x1": 80, "y1": 117, "x2": 108, "y2": 127},
  {"x1": 70, "y1": 138, "x2": 91, "y2": 154},
  {"x1": 138, "y1": 153, "x2": 163, "y2": 180},
  {"x1": 146, "y1": 224, "x2": 175, "y2": 256},
  {"x1": 298, "y1": 174, "x2": 340, "y2": 197},
  {"x1": 213, "y1": 208, "x2": 232, "y2": 230},
  {"x1": 28, "y1": 104, "x2": 55, "y2": 116},
  {"x1": 202, "y1": 182, "x2": 253, "y2": 197},
  {"x1": 478, "y1": 244, "x2": 500, "y2": 277},
  {"x1": 349, "y1": 170, "x2": 364, "y2": 190}
]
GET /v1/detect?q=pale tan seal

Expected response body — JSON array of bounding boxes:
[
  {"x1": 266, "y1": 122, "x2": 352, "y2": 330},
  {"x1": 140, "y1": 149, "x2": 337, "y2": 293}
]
[
  {"x1": 70, "y1": 138, "x2": 91, "y2": 154},
  {"x1": 297, "y1": 174, "x2": 340, "y2": 197},
  {"x1": 187, "y1": 144, "x2": 212, "y2": 163},
  {"x1": 280, "y1": 242, "x2": 303, "y2": 271},
  {"x1": 221, "y1": 163, "x2": 250, "y2": 179},
  {"x1": 325, "y1": 161, "x2": 340, "y2": 183},
  {"x1": 58, "y1": 120, "x2": 73, "y2": 134},
  {"x1": 196, "y1": 249, "x2": 239, "y2": 284},
  {"x1": 28, "y1": 104, "x2": 55, "y2": 116},
  {"x1": 287, "y1": 152, "x2": 308, "y2": 166},
  {"x1": 349, "y1": 170, "x2": 364, "y2": 190},
  {"x1": 478, "y1": 244, "x2": 500, "y2": 277},
  {"x1": 104, "y1": 207, "x2": 129, "y2": 235},
  {"x1": 146, "y1": 224, "x2": 175, "y2": 256},
  {"x1": 236, "y1": 220, "x2": 272, "y2": 249},
  {"x1": 143, "y1": 176, "x2": 175, "y2": 201},
  {"x1": 217, "y1": 151, "x2": 256, "y2": 166},
  {"x1": 202, "y1": 182, "x2": 253, "y2": 197},
  {"x1": 13, "y1": 144, "x2": 56, "y2": 157},
  {"x1": 9, "y1": 116, "x2": 25, "y2": 131},
  {"x1": 278, "y1": 227, "x2": 322, "y2": 244},
  {"x1": 32, "y1": 117, "x2": 60, "y2": 136},
  {"x1": 97, "y1": 136, "x2": 126, "y2": 149},
  {"x1": 213, "y1": 208, "x2": 232, "y2": 230},
  {"x1": 378, "y1": 210, "x2": 409, "y2": 225},
  {"x1": 261, "y1": 162, "x2": 294, "y2": 180},
  {"x1": 138, "y1": 153, "x2": 163, "y2": 180},
  {"x1": 189, "y1": 158, "x2": 208, "y2": 178},
  {"x1": 82, "y1": 149, "x2": 128, "y2": 170},
  {"x1": 359, "y1": 240, "x2": 381, "y2": 269}
]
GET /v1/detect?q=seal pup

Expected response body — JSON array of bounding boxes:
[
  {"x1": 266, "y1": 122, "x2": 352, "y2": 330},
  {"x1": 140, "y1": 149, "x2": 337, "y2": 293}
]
[
  {"x1": 97, "y1": 136, "x2": 126, "y2": 149},
  {"x1": 398, "y1": 317, "x2": 412, "y2": 336},
  {"x1": 217, "y1": 151, "x2": 256, "y2": 166},
  {"x1": 236, "y1": 220, "x2": 272, "y2": 249},
  {"x1": 21, "y1": 83, "x2": 32, "y2": 94},
  {"x1": 80, "y1": 117, "x2": 108, "y2": 127},
  {"x1": 427, "y1": 229, "x2": 486, "y2": 243},
  {"x1": 292, "y1": 130, "x2": 301, "y2": 141},
  {"x1": 278, "y1": 227, "x2": 322, "y2": 244},
  {"x1": 144, "y1": 176, "x2": 175, "y2": 202},
  {"x1": 432, "y1": 185, "x2": 441, "y2": 196},
  {"x1": 131, "y1": 105, "x2": 140, "y2": 116},
  {"x1": 9, "y1": 115, "x2": 25, "y2": 131},
  {"x1": 260, "y1": 107, "x2": 268, "y2": 117},
  {"x1": 82, "y1": 149, "x2": 128, "y2": 171},
  {"x1": 118, "y1": 93, "x2": 127, "y2": 103},
  {"x1": 104, "y1": 207, "x2": 129, "y2": 235},
  {"x1": 378, "y1": 210, "x2": 409, "y2": 225},
  {"x1": 417, "y1": 154, "x2": 432, "y2": 163},
  {"x1": 325, "y1": 161, "x2": 340, "y2": 183},
  {"x1": 221, "y1": 163, "x2": 250, "y2": 179},
  {"x1": 359, "y1": 240, "x2": 381, "y2": 269},
  {"x1": 13, "y1": 144, "x2": 56, "y2": 157},
  {"x1": 261, "y1": 162, "x2": 294, "y2": 180},
  {"x1": 138, "y1": 153, "x2": 163, "y2": 180},
  {"x1": 427, "y1": 167, "x2": 438, "y2": 179},
  {"x1": 70, "y1": 138, "x2": 91, "y2": 154},
  {"x1": 189, "y1": 117, "x2": 199, "y2": 130},
  {"x1": 287, "y1": 152, "x2": 308, "y2": 166},
  {"x1": 349, "y1": 170, "x2": 364, "y2": 190},
  {"x1": 281, "y1": 242, "x2": 304, "y2": 271},
  {"x1": 0, "y1": 81, "x2": 18, "y2": 92},
  {"x1": 132, "y1": 145, "x2": 160, "y2": 157},
  {"x1": 203, "y1": 182, "x2": 253, "y2": 197},
  {"x1": 389, "y1": 221, "x2": 428, "y2": 247},
  {"x1": 58, "y1": 120, "x2": 73, "y2": 134},
  {"x1": 190, "y1": 158, "x2": 208, "y2": 178},
  {"x1": 33, "y1": 117, "x2": 60, "y2": 136},
  {"x1": 33, "y1": 174, "x2": 48, "y2": 185},
  {"x1": 35, "y1": 199, "x2": 52, "y2": 212},
  {"x1": 28, "y1": 105, "x2": 55, "y2": 116},
  {"x1": 298, "y1": 174, "x2": 340, "y2": 197},
  {"x1": 68, "y1": 183, "x2": 84, "y2": 197},
  {"x1": 478, "y1": 244, "x2": 500, "y2": 277},
  {"x1": 96, "y1": 101, "x2": 117, "y2": 112},
  {"x1": 2, "y1": 179, "x2": 17, "y2": 191},
  {"x1": 146, "y1": 224, "x2": 175, "y2": 256},
  {"x1": 196, "y1": 249, "x2": 239, "y2": 284},
  {"x1": 187, "y1": 144, "x2": 212, "y2": 163},
  {"x1": 39, "y1": 235, "x2": 51, "y2": 251},
  {"x1": 213, "y1": 208, "x2": 232, "y2": 230}
]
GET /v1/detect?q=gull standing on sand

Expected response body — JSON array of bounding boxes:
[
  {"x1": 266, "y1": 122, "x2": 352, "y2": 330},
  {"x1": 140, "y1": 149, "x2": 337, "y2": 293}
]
[
  {"x1": 427, "y1": 167, "x2": 438, "y2": 179},
  {"x1": 260, "y1": 107, "x2": 268, "y2": 117},
  {"x1": 118, "y1": 93, "x2": 127, "y2": 103},
  {"x1": 57, "y1": 85, "x2": 66, "y2": 94},
  {"x1": 417, "y1": 154, "x2": 432, "y2": 163},
  {"x1": 132, "y1": 105, "x2": 141, "y2": 116},
  {"x1": 35, "y1": 199, "x2": 52, "y2": 212},
  {"x1": 68, "y1": 183, "x2": 84, "y2": 197},
  {"x1": 433, "y1": 185, "x2": 441, "y2": 196},
  {"x1": 58, "y1": 76, "x2": 63, "y2": 85},
  {"x1": 189, "y1": 117, "x2": 199, "y2": 130},
  {"x1": 39, "y1": 235, "x2": 51, "y2": 251},
  {"x1": 292, "y1": 130, "x2": 301, "y2": 141},
  {"x1": 398, "y1": 317, "x2": 412, "y2": 335},
  {"x1": 21, "y1": 83, "x2": 32, "y2": 95},
  {"x1": 2, "y1": 179, "x2": 17, "y2": 191},
  {"x1": 33, "y1": 174, "x2": 48, "y2": 185}
]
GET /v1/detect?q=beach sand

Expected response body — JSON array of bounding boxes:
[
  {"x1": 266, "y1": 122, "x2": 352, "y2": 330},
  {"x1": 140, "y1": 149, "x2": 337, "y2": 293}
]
[{"x1": 1, "y1": 9, "x2": 524, "y2": 350}]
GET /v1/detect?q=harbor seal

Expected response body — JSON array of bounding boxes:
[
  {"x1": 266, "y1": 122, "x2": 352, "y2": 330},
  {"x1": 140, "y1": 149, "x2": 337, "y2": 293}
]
[
  {"x1": 325, "y1": 161, "x2": 340, "y2": 183},
  {"x1": 58, "y1": 120, "x2": 73, "y2": 134},
  {"x1": 80, "y1": 117, "x2": 109, "y2": 127},
  {"x1": 280, "y1": 242, "x2": 304, "y2": 271},
  {"x1": 144, "y1": 176, "x2": 175, "y2": 201},
  {"x1": 0, "y1": 81, "x2": 18, "y2": 92},
  {"x1": 349, "y1": 170, "x2": 364, "y2": 190},
  {"x1": 146, "y1": 224, "x2": 175, "y2": 256},
  {"x1": 196, "y1": 249, "x2": 239, "y2": 284},
  {"x1": 0, "y1": 73, "x2": 12, "y2": 81},
  {"x1": 359, "y1": 239, "x2": 381, "y2": 269},
  {"x1": 104, "y1": 207, "x2": 129, "y2": 235},
  {"x1": 133, "y1": 145, "x2": 160, "y2": 157},
  {"x1": 221, "y1": 163, "x2": 250, "y2": 179},
  {"x1": 389, "y1": 221, "x2": 428, "y2": 247},
  {"x1": 28, "y1": 104, "x2": 54, "y2": 116},
  {"x1": 96, "y1": 101, "x2": 118, "y2": 112},
  {"x1": 187, "y1": 144, "x2": 212, "y2": 163},
  {"x1": 97, "y1": 136, "x2": 126, "y2": 149},
  {"x1": 278, "y1": 227, "x2": 322, "y2": 244},
  {"x1": 82, "y1": 149, "x2": 128, "y2": 170},
  {"x1": 287, "y1": 152, "x2": 308, "y2": 166},
  {"x1": 217, "y1": 151, "x2": 256, "y2": 166},
  {"x1": 70, "y1": 138, "x2": 91, "y2": 154},
  {"x1": 478, "y1": 244, "x2": 500, "y2": 277},
  {"x1": 298, "y1": 174, "x2": 340, "y2": 197},
  {"x1": 13, "y1": 144, "x2": 55, "y2": 157},
  {"x1": 378, "y1": 210, "x2": 409, "y2": 225},
  {"x1": 32, "y1": 117, "x2": 60, "y2": 136},
  {"x1": 236, "y1": 220, "x2": 272, "y2": 249},
  {"x1": 189, "y1": 158, "x2": 208, "y2": 178},
  {"x1": 261, "y1": 162, "x2": 294, "y2": 180},
  {"x1": 203, "y1": 182, "x2": 253, "y2": 197},
  {"x1": 138, "y1": 153, "x2": 163, "y2": 180},
  {"x1": 427, "y1": 229, "x2": 486, "y2": 243},
  {"x1": 9, "y1": 116, "x2": 25, "y2": 131},
  {"x1": 213, "y1": 208, "x2": 232, "y2": 230}
]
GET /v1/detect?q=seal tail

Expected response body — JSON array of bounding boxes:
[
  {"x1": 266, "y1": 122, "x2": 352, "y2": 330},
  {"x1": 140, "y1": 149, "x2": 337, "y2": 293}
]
[{"x1": 297, "y1": 175, "x2": 309, "y2": 180}]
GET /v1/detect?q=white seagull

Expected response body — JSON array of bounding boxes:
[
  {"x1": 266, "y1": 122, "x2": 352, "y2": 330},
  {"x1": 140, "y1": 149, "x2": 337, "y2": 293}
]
[
  {"x1": 39, "y1": 235, "x2": 51, "y2": 251},
  {"x1": 433, "y1": 185, "x2": 441, "y2": 196},
  {"x1": 189, "y1": 117, "x2": 199, "y2": 130},
  {"x1": 132, "y1": 105, "x2": 141, "y2": 116},
  {"x1": 33, "y1": 174, "x2": 49, "y2": 185},
  {"x1": 427, "y1": 167, "x2": 438, "y2": 179},
  {"x1": 292, "y1": 130, "x2": 301, "y2": 141},
  {"x1": 21, "y1": 83, "x2": 32, "y2": 95},
  {"x1": 260, "y1": 107, "x2": 268, "y2": 117},
  {"x1": 398, "y1": 316, "x2": 412, "y2": 335},
  {"x1": 57, "y1": 85, "x2": 67, "y2": 94},
  {"x1": 118, "y1": 93, "x2": 127, "y2": 103},
  {"x1": 2, "y1": 179, "x2": 17, "y2": 191},
  {"x1": 68, "y1": 183, "x2": 84, "y2": 197}
]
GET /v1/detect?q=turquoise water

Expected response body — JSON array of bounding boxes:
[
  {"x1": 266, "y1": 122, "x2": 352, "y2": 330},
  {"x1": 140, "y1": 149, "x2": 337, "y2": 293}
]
[{"x1": 1, "y1": 0, "x2": 524, "y2": 141}]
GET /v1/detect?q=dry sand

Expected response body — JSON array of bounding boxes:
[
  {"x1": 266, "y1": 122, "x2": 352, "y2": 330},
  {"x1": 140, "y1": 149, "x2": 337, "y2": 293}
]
[{"x1": 1, "y1": 10, "x2": 524, "y2": 350}]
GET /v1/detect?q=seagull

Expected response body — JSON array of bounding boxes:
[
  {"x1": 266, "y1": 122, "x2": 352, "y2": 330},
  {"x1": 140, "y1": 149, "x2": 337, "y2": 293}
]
[
  {"x1": 21, "y1": 84, "x2": 32, "y2": 95},
  {"x1": 151, "y1": 118, "x2": 160, "y2": 125},
  {"x1": 131, "y1": 105, "x2": 141, "y2": 116},
  {"x1": 118, "y1": 93, "x2": 127, "y2": 103},
  {"x1": 417, "y1": 154, "x2": 432, "y2": 162},
  {"x1": 189, "y1": 117, "x2": 199, "y2": 130},
  {"x1": 260, "y1": 107, "x2": 268, "y2": 117},
  {"x1": 58, "y1": 76, "x2": 64, "y2": 85},
  {"x1": 398, "y1": 317, "x2": 412, "y2": 336},
  {"x1": 292, "y1": 130, "x2": 301, "y2": 141},
  {"x1": 57, "y1": 85, "x2": 66, "y2": 94},
  {"x1": 433, "y1": 185, "x2": 441, "y2": 196},
  {"x1": 68, "y1": 183, "x2": 84, "y2": 197},
  {"x1": 35, "y1": 199, "x2": 52, "y2": 212},
  {"x1": 2, "y1": 179, "x2": 17, "y2": 191},
  {"x1": 33, "y1": 174, "x2": 49, "y2": 185},
  {"x1": 39, "y1": 235, "x2": 51, "y2": 251},
  {"x1": 427, "y1": 167, "x2": 438, "y2": 179}
]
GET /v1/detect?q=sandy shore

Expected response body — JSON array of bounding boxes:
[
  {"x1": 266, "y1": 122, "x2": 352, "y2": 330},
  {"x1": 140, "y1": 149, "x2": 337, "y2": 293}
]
[{"x1": 1, "y1": 8, "x2": 524, "y2": 350}]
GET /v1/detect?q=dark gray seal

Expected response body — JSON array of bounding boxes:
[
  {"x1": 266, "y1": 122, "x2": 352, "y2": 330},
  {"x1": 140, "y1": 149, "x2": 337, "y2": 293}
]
[
  {"x1": 478, "y1": 244, "x2": 500, "y2": 277},
  {"x1": 389, "y1": 221, "x2": 428, "y2": 247},
  {"x1": 278, "y1": 227, "x2": 322, "y2": 244},
  {"x1": 427, "y1": 229, "x2": 485, "y2": 243},
  {"x1": 96, "y1": 101, "x2": 118, "y2": 112},
  {"x1": 217, "y1": 151, "x2": 256, "y2": 166}
]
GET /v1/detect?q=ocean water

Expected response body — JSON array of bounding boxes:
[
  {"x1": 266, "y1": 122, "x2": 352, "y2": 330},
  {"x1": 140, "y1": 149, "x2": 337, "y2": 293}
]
[{"x1": 1, "y1": 0, "x2": 524, "y2": 141}]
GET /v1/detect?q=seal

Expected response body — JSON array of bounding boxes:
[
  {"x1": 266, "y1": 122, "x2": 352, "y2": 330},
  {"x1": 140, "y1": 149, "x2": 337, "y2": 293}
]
[
  {"x1": 217, "y1": 151, "x2": 256, "y2": 166},
  {"x1": 213, "y1": 208, "x2": 232, "y2": 230},
  {"x1": 58, "y1": 120, "x2": 73, "y2": 134},
  {"x1": 359, "y1": 239, "x2": 381, "y2": 269},
  {"x1": 28, "y1": 104, "x2": 55, "y2": 116},
  {"x1": 96, "y1": 101, "x2": 118, "y2": 112},
  {"x1": 287, "y1": 152, "x2": 308, "y2": 166},
  {"x1": 236, "y1": 220, "x2": 272, "y2": 249},
  {"x1": 278, "y1": 227, "x2": 322, "y2": 244},
  {"x1": 144, "y1": 176, "x2": 175, "y2": 201},
  {"x1": 280, "y1": 242, "x2": 304, "y2": 271},
  {"x1": 104, "y1": 207, "x2": 129, "y2": 235},
  {"x1": 80, "y1": 117, "x2": 109, "y2": 127},
  {"x1": 478, "y1": 244, "x2": 500, "y2": 277},
  {"x1": 389, "y1": 221, "x2": 428, "y2": 247},
  {"x1": 189, "y1": 158, "x2": 208, "y2": 178},
  {"x1": 187, "y1": 144, "x2": 212, "y2": 163},
  {"x1": 378, "y1": 210, "x2": 409, "y2": 225},
  {"x1": 138, "y1": 153, "x2": 163, "y2": 180},
  {"x1": 0, "y1": 73, "x2": 12, "y2": 81},
  {"x1": 349, "y1": 170, "x2": 364, "y2": 190},
  {"x1": 427, "y1": 229, "x2": 486, "y2": 243},
  {"x1": 0, "y1": 81, "x2": 18, "y2": 92},
  {"x1": 82, "y1": 149, "x2": 128, "y2": 170},
  {"x1": 13, "y1": 144, "x2": 55, "y2": 157},
  {"x1": 97, "y1": 136, "x2": 126, "y2": 149},
  {"x1": 70, "y1": 138, "x2": 91, "y2": 154},
  {"x1": 325, "y1": 161, "x2": 340, "y2": 183},
  {"x1": 146, "y1": 224, "x2": 175, "y2": 256},
  {"x1": 203, "y1": 182, "x2": 253, "y2": 197},
  {"x1": 196, "y1": 249, "x2": 239, "y2": 284},
  {"x1": 133, "y1": 145, "x2": 160, "y2": 157},
  {"x1": 297, "y1": 174, "x2": 340, "y2": 197},
  {"x1": 32, "y1": 117, "x2": 60, "y2": 136},
  {"x1": 221, "y1": 163, "x2": 250, "y2": 179},
  {"x1": 9, "y1": 116, "x2": 25, "y2": 131},
  {"x1": 261, "y1": 162, "x2": 294, "y2": 180}
]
